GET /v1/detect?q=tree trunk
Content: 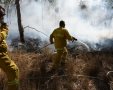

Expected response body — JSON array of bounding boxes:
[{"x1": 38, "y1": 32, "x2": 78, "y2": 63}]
[{"x1": 15, "y1": 0, "x2": 25, "y2": 43}]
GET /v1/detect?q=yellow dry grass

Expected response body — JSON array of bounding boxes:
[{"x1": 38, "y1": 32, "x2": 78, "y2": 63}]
[{"x1": 0, "y1": 50, "x2": 113, "y2": 90}]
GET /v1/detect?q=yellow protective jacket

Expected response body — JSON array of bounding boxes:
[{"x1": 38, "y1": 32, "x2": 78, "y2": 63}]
[
  {"x1": 50, "y1": 27, "x2": 73, "y2": 50},
  {"x1": 0, "y1": 25, "x2": 8, "y2": 53}
]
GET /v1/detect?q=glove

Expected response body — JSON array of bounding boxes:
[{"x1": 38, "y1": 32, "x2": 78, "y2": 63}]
[
  {"x1": 1, "y1": 22, "x2": 8, "y2": 31},
  {"x1": 72, "y1": 37, "x2": 77, "y2": 42},
  {"x1": 1, "y1": 22, "x2": 7, "y2": 27}
]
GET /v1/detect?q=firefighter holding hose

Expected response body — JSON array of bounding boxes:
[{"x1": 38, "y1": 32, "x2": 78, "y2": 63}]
[{"x1": 49, "y1": 20, "x2": 77, "y2": 73}]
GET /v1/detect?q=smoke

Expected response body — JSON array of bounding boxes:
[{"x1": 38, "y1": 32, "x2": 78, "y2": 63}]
[{"x1": 6, "y1": 0, "x2": 113, "y2": 51}]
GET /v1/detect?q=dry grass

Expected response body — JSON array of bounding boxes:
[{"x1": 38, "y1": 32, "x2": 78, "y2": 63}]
[{"x1": 0, "y1": 50, "x2": 113, "y2": 90}]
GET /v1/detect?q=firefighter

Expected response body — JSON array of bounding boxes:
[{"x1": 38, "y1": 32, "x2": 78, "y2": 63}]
[
  {"x1": 50, "y1": 20, "x2": 77, "y2": 73},
  {"x1": 0, "y1": 6, "x2": 19, "y2": 90}
]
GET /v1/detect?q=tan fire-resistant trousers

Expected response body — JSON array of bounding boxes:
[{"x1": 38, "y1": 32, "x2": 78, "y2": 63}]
[
  {"x1": 52, "y1": 47, "x2": 68, "y2": 70},
  {"x1": 0, "y1": 53, "x2": 19, "y2": 90}
]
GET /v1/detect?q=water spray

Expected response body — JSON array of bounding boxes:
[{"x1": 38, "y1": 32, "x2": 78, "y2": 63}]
[
  {"x1": 24, "y1": 26, "x2": 52, "y2": 52},
  {"x1": 23, "y1": 25, "x2": 90, "y2": 52},
  {"x1": 24, "y1": 26, "x2": 49, "y2": 38},
  {"x1": 78, "y1": 40, "x2": 90, "y2": 51}
]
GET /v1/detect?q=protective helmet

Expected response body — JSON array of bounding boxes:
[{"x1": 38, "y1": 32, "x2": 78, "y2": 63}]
[{"x1": 0, "y1": 6, "x2": 5, "y2": 17}]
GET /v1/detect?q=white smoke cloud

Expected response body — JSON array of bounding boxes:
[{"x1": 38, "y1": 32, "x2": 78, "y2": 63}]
[{"x1": 7, "y1": 0, "x2": 113, "y2": 43}]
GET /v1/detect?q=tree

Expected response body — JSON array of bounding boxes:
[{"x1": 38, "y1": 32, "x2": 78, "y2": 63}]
[
  {"x1": 15, "y1": 0, "x2": 25, "y2": 43},
  {"x1": 0, "y1": 0, "x2": 25, "y2": 43}
]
